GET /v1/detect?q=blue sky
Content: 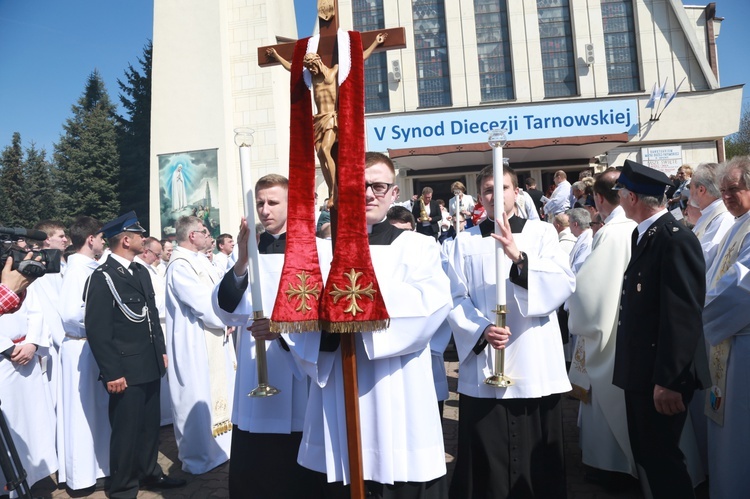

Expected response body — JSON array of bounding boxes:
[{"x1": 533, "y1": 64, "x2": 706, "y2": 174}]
[{"x1": 0, "y1": 0, "x2": 747, "y2": 155}]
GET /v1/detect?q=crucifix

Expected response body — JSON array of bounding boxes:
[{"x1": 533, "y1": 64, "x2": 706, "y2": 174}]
[{"x1": 258, "y1": 2, "x2": 406, "y2": 499}]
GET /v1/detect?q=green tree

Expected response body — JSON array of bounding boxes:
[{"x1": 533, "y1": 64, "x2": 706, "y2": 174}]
[
  {"x1": 0, "y1": 132, "x2": 27, "y2": 226},
  {"x1": 24, "y1": 142, "x2": 60, "y2": 223},
  {"x1": 55, "y1": 70, "x2": 121, "y2": 223},
  {"x1": 117, "y1": 41, "x2": 152, "y2": 230},
  {"x1": 726, "y1": 105, "x2": 750, "y2": 159}
]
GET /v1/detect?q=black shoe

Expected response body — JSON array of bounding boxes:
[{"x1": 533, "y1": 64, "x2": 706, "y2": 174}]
[{"x1": 141, "y1": 474, "x2": 186, "y2": 489}]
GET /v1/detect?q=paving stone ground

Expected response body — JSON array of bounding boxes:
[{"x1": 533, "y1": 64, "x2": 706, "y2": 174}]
[{"x1": 27, "y1": 360, "x2": 708, "y2": 498}]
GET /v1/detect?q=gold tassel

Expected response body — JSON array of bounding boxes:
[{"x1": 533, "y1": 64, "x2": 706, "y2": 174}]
[
  {"x1": 269, "y1": 319, "x2": 321, "y2": 334},
  {"x1": 320, "y1": 319, "x2": 390, "y2": 334},
  {"x1": 212, "y1": 420, "x2": 233, "y2": 437}
]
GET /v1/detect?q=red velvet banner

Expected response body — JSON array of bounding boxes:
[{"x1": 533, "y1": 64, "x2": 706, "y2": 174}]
[
  {"x1": 319, "y1": 32, "x2": 389, "y2": 333},
  {"x1": 270, "y1": 37, "x2": 324, "y2": 333}
]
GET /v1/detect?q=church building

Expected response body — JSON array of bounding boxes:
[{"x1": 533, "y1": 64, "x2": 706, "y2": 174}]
[{"x1": 149, "y1": 0, "x2": 742, "y2": 235}]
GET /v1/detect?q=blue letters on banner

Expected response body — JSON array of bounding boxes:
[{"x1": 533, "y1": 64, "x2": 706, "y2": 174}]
[{"x1": 365, "y1": 99, "x2": 638, "y2": 150}]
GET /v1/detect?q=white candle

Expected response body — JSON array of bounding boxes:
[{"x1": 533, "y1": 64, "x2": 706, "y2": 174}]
[
  {"x1": 492, "y1": 144, "x2": 506, "y2": 305},
  {"x1": 453, "y1": 191, "x2": 460, "y2": 235},
  {"x1": 238, "y1": 144, "x2": 263, "y2": 312}
]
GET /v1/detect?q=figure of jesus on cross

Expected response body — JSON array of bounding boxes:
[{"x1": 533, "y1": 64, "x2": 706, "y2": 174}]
[{"x1": 266, "y1": 33, "x2": 387, "y2": 208}]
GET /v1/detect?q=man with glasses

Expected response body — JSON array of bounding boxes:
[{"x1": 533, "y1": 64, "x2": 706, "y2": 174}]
[
  {"x1": 295, "y1": 152, "x2": 452, "y2": 496},
  {"x1": 701, "y1": 156, "x2": 750, "y2": 499},
  {"x1": 134, "y1": 236, "x2": 173, "y2": 426},
  {"x1": 85, "y1": 212, "x2": 183, "y2": 498},
  {"x1": 165, "y1": 216, "x2": 235, "y2": 474}
]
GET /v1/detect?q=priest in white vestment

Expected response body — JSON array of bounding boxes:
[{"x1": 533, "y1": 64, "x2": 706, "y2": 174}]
[
  {"x1": 702, "y1": 157, "x2": 750, "y2": 499},
  {"x1": 165, "y1": 216, "x2": 235, "y2": 474},
  {"x1": 0, "y1": 299, "x2": 58, "y2": 495},
  {"x1": 446, "y1": 166, "x2": 574, "y2": 498},
  {"x1": 566, "y1": 208, "x2": 593, "y2": 274},
  {"x1": 294, "y1": 153, "x2": 451, "y2": 496},
  {"x1": 689, "y1": 162, "x2": 735, "y2": 275},
  {"x1": 567, "y1": 169, "x2": 638, "y2": 480},
  {"x1": 58, "y1": 218, "x2": 110, "y2": 490}
]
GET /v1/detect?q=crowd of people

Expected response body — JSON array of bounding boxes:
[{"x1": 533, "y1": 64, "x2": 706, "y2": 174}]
[{"x1": 1, "y1": 154, "x2": 749, "y2": 499}]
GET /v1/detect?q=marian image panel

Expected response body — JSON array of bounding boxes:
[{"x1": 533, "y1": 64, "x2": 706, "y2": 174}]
[{"x1": 158, "y1": 149, "x2": 221, "y2": 239}]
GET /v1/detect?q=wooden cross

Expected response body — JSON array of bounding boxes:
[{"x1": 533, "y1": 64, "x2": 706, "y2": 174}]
[{"x1": 258, "y1": 3, "x2": 406, "y2": 499}]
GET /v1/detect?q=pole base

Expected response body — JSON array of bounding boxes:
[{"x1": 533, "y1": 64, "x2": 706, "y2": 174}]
[
  {"x1": 248, "y1": 383, "x2": 280, "y2": 398},
  {"x1": 484, "y1": 374, "x2": 513, "y2": 387}
]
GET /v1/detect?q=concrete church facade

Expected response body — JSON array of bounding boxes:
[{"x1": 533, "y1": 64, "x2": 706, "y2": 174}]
[{"x1": 150, "y1": 0, "x2": 742, "y2": 235}]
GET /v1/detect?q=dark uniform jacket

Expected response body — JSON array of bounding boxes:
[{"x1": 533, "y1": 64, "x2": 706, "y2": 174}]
[
  {"x1": 85, "y1": 256, "x2": 167, "y2": 386},
  {"x1": 613, "y1": 213, "x2": 710, "y2": 394}
]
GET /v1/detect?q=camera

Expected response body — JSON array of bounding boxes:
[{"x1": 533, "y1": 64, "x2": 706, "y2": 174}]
[{"x1": 0, "y1": 227, "x2": 62, "y2": 278}]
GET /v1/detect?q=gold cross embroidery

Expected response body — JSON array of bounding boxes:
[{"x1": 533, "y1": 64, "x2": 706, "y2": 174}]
[
  {"x1": 285, "y1": 271, "x2": 321, "y2": 313},
  {"x1": 329, "y1": 268, "x2": 377, "y2": 317}
]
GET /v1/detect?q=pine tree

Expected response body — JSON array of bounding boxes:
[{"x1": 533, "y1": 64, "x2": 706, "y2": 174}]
[
  {"x1": 117, "y1": 41, "x2": 152, "y2": 230},
  {"x1": 55, "y1": 70, "x2": 121, "y2": 223},
  {"x1": 24, "y1": 142, "x2": 59, "y2": 223},
  {"x1": 0, "y1": 132, "x2": 27, "y2": 226},
  {"x1": 726, "y1": 105, "x2": 750, "y2": 159}
]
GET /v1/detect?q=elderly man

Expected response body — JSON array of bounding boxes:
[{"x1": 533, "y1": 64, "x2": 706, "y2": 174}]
[
  {"x1": 612, "y1": 160, "x2": 709, "y2": 499},
  {"x1": 447, "y1": 165, "x2": 574, "y2": 498},
  {"x1": 165, "y1": 216, "x2": 235, "y2": 474},
  {"x1": 567, "y1": 208, "x2": 593, "y2": 274},
  {"x1": 134, "y1": 237, "x2": 172, "y2": 426},
  {"x1": 543, "y1": 170, "x2": 572, "y2": 220},
  {"x1": 702, "y1": 156, "x2": 750, "y2": 499},
  {"x1": 689, "y1": 162, "x2": 735, "y2": 267},
  {"x1": 552, "y1": 212, "x2": 577, "y2": 254}
]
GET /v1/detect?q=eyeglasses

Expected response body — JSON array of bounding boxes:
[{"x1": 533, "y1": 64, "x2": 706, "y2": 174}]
[
  {"x1": 191, "y1": 229, "x2": 208, "y2": 236},
  {"x1": 365, "y1": 182, "x2": 394, "y2": 197},
  {"x1": 145, "y1": 248, "x2": 162, "y2": 259}
]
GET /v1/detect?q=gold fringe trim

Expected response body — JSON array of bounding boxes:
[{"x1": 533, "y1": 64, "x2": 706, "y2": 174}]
[
  {"x1": 320, "y1": 319, "x2": 391, "y2": 334},
  {"x1": 212, "y1": 420, "x2": 233, "y2": 437},
  {"x1": 269, "y1": 319, "x2": 321, "y2": 334},
  {"x1": 567, "y1": 384, "x2": 591, "y2": 404}
]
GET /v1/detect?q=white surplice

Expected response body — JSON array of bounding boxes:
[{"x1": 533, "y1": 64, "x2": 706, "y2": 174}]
[
  {"x1": 567, "y1": 206, "x2": 637, "y2": 475},
  {"x1": 0, "y1": 301, "x2": 58, "y2": 494},
  {"x1": 26, "y1": 273, "x2": 65, "y2": 410},
  {"x1": 692, "y1": 198, "x2": 735, "y2": 274},
  {"x1": 58, "y1": 253, "x2": 110, "y2": 489},
  {"x1": 211, "y1": 251, "x2": 317, "y2": 433},
  {"x1": 447, "y1": 220, "x2": 574, "y2": 399},
  {"x1": 702, "y1": 210, "x2": 750, "y2": 499},
  {"x1": 294, "y1": 231, "x2": 451, "y2": 485},
  {"x1": 569, "y1": 228, "x2": 593, "y2": 274},
  {"x1": 165, "y1": 246, "x2": 235, "y2": 474}
]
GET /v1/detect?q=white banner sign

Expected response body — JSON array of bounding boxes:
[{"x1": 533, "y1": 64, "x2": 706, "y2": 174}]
[
  {"x1": 641, "y1": 146, "x2": 683, "y2": 175},
  {"x1": 366, "y1": 99, "x2": 638, "y2": 150}
]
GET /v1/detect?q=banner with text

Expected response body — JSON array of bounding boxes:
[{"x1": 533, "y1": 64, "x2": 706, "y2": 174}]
[{"x1": 366, "y1": 99, "x2": 638, "y2": 150}]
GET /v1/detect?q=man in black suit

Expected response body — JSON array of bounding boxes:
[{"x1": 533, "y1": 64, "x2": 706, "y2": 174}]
[
  {"x1": 612, "y1": 161, "x2": 710, "y2": 498},
  {"x1": 524, "y1": 177, "x2": 544, "y2": 215},
  {"x1": 412, "y1": 186, "x2": 440, "y2": 240},
  {"x1": 85, "y1": 212, "x2": 185, "y2": 499}
]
